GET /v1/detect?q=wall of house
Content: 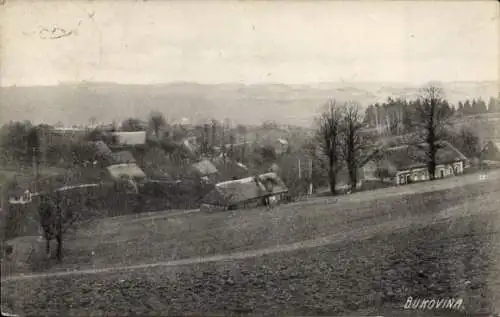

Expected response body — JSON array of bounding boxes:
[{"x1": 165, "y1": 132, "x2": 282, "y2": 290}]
[{"x1": 395, "y1": 161, "x2": 464, "y2": 185}]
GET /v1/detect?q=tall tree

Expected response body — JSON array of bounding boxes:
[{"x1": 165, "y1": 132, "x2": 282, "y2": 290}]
[
  {"x1": 0, "y1": 121, "x2": 33, "y2": 166},
  {"x1": 202, "y1": 123, "x2": 210, "y2": 155},
  {"x1": 340, "y1": 102, "x2": 369, "y2": 191},
  {"x1": 88, "y1": 116, "x2": 98, "y2": 127},
  {"x1": 488, "y1": 97, "x2": 498, "y2": 113},
  {"x1": 463, "y1": 100, "x2": 472, "y2": 116},
  {"x1": 211, "y1": 119, "x2": 218, "y2": 153},
  {"x1": 26, "y1": 127, "x2": 40, "y2": 182},
  {"x1": 411, "y1": 84, "x2": 454, "y2": 180},
  {"x1": 473, "y1": 98, "x2": 487, "y2": 114},
  {"x1": 316, "y1": 99, "x2": 343, "y2": 195},
  {"x1": 38, "y1": 180, "x2": 83, "y2": 262}
]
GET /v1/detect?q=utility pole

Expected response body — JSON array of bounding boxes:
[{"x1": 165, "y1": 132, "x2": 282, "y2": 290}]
[
  {"x1": 308, "y1": 158, "x2": 313, "y2": 195},
  {"x1": 298, "y1": 158, "x2": 301, "y2": 179}
]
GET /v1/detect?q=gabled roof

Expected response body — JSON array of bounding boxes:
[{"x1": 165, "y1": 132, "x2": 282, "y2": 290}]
[
  {"x1": 382, "y1": 140, "x2": 467, "y2": 171},
  {"x1": 202, "y1": 172, "x2": 288, "y2": 206}
]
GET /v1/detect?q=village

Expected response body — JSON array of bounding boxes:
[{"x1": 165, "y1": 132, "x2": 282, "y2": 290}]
[
  {"x1": 1, "y1": 92, "x2": 500, "y2": 261},
  {"x1": 1, "y1": 1, "x2": 500, "y2": 315}
]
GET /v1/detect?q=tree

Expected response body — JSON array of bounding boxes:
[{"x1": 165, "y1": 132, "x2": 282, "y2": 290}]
[
  {"x1": 260, "y1": 144, "x2": 277, "y2": 163},
  {"x1": 457, "y1": 101, "x2": 464, "y2": 115},
  {"x1": 26, "y1": 127, "x2": 40, "y2": 175},
  {"x1": 488, "y1": 97, "x2": 499, "y2": 113},
  {"x1": 340, "y1": 102, "x2": 370, "y2": 191},
  {"x1": 0, "y1": 121, "x2": 33, "y2": 166},
  {"x1": 472, "y1": 98, "x2": 487, "y2": 114},
  {"x1": 463, "y1": 100, "x2": 472, "y2": 116},
  {"x1": 210, "y1": 119, "x2": 220, "y2": 153},
  {"x1": 121, "y1": 118, "x2": 145, "y2": 132},
  {"x1": 316, "y1": 99, "x2": 343, "y2": 195},
  {"x1": 149, "y1": 111, "x2": 167, "y2": 140},
  {"x1": 363, "y1": 105, "x2": 376, "y2": 127},
  {"x1": 88, "y1": 116, "x2": 98, "y2": 127},
  {"x1": 202, "y1": 123, "x2": 210, "y2": 155},
  {"x1": 38, "y1": 183, "x2": 83, "y2": 262},
  {"x1": 444, "y1": 127, "x2": 481, "y2": 159},
  {"x1": 411, "y1": 84, "x2": 454, "y2": 180}
]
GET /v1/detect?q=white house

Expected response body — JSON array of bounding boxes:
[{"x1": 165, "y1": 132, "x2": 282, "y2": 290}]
[
  {"x1": 112, "y1": 131, "x2": 147, "y2": 146},
  {"x1": 364, "y1": 141, "x2": 468, "y2": 185}
]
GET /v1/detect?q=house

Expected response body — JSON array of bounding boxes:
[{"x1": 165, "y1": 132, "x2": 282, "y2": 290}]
[
  {"x1": 201, "y1": 172, "x2": 288, "y2": 210},
  {"x1": 112, "y1": 131, "x2": 147, "y2": 146},
  {"x1": 106, "y1": 150, "x2": 146, "y2": 183},
  {"x1": 364, "y1": 140, "x2": 467, "y2": 185}
]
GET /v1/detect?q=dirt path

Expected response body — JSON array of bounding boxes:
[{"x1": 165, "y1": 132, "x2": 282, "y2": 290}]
[{"x1": 2, "y1": 197, "x2": 493, "y2": 283}]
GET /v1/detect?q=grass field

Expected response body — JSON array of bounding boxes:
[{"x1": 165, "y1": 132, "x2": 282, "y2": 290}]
[
  {"x1": 2, "y1": 171, "x2": 499, "y2": 276},
  {"x1": 2, "y1": 171, "x2": 500, "y2": 316},
  {"x1": 2, "y1": 209, "x2": 499, "y2": 316}
]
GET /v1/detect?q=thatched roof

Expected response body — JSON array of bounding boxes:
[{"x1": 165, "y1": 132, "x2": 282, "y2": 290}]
[
  {"x1": 201, "y1": 172, "x2": 288, "y2": 206},
  {"x1": 381, "y1": 140, "x2": 467, "y2": 173},
  {"x1": 107, "y1": 163, "x2": 146, "y2": 180}
]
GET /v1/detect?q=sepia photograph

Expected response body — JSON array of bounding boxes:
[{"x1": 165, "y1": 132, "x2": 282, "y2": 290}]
[{"x1": 0, "y1": 1, "x2": 499, "y2": 316}]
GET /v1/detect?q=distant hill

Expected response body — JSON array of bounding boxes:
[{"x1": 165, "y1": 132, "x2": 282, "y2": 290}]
[{"x1": 1, "y1": 81, "x2": 497, "y2": 127}]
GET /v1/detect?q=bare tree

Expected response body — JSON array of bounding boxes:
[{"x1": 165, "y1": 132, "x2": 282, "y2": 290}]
[
  {"x1": 38, "y1": 181, "x2": 82, "y2": 262},
  {"x1": 412, "y1": 84, "x2": 454, "y2": 180},
  {"x1": 340, "y1": 101, "x2": 370, "y2": 191},
  {"x1": 316, "y1": 99, "x2": 343, "y2": 195}
]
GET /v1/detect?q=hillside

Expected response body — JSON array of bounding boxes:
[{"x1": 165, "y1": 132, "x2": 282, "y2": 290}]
[
  {"x1": 2, "y1": 170, "x2": 500, "y2": 316},
  {"x1": 1, "y1": 81, "x2": 497, "y2": 127}
]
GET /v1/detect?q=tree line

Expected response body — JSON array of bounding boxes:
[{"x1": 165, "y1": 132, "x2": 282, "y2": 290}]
[
  {"x1": 317, "y1": 84, "x2": 484, "y2": 195},
  {"x1": 363, "y1": 96, "x2": 500, "y2": 135}
]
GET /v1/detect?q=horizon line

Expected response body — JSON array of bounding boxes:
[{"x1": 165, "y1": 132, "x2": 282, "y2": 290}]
[{"x1": 1, "y1": 79, "x2": 498, "y2": 88}]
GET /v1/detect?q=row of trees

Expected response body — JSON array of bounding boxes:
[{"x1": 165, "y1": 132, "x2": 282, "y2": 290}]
[
  {"x1": 363, "y1": 96, "x2": 499, "y2": 136},
  {"x1": 317, "y1": 100, "x2": 373, "y2": 195},
  {"x1": 319, "y1": 85, "x2": 462, "y2": 195}
]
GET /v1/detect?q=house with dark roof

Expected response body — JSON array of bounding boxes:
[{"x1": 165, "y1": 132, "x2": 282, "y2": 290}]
[
  {"x1": 201, "y1": 172, "x2": 288, "y2": 210},
  {"x1": 363, "y1": 140, "x2": 467, "y2": 185}
]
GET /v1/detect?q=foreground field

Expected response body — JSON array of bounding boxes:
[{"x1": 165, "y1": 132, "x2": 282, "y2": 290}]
[
  {"x1": 2, "y1": 171, "x2": 500, "y2": 316},
  {"x1": 2, "y1": 209, "x2": 499, "y2": 316},
  {"x1": 4, "y1": 171, "x2": 500, "y2": 276}
]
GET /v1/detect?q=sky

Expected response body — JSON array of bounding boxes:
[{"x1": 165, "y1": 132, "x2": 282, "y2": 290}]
[{"x1": 1, "y1": 1, "x2": 498, "y2": 87}]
